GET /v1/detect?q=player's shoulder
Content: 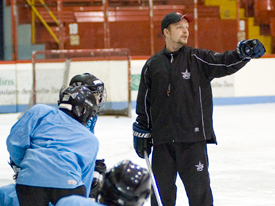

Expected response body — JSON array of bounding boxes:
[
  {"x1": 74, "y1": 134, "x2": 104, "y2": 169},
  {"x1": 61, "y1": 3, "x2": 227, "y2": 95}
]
[
  {"x1": 31, "y1": 104, "x2": 56, "y2": 111},
  {"x1": 0, "y1": 184, "x2": 19, "y2": 206},
  {"x1": 0, "y1": 183, "x2": 16, "y2": 193},
  {"x1": 25, "y1": 104, "x2": 58, "y2": 117},
  {"x1": 56, "y1": 195, "x2": 105, "y2": 206}
]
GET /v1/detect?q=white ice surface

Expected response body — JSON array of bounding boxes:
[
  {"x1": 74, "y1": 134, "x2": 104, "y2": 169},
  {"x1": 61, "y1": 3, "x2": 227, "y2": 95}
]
[{"x1": 1, "y1": 103, "x2": 275, "y2": 205}]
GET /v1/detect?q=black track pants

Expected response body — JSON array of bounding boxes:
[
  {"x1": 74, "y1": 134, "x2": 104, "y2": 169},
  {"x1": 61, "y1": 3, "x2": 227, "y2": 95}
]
[
  {"x1": 151, "y1": 141, "x2": 213, "y2": 206},
  {"x1": 16, "y1": 184, "x2": 86, "y2": 206}
]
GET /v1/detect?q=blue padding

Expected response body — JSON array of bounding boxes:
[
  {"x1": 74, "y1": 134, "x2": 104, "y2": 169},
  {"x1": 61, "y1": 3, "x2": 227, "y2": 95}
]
[
  {"x1": 0, "y1": 102, "x2": 129, "y2": 113},
  {"x1": 102, "y1": 102, "x2": 128, "y2": 110},
  {"x1": 213, "y1": 96, "x2": 275, "y2": 105},
  {"x1": 0, "y1": 105, "x2": 17, "y2": 113},
  {"x1": 17, "y1": 105, "x2": 30, "y2": 112},
  {"x1": 132, "y1": 96, "x2": 275, "y2": 109}
]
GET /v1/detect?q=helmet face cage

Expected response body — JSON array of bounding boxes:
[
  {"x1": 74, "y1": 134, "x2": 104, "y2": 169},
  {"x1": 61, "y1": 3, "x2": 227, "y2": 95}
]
[
  {"x1": 98, "y1": 160, "x2": 151, "y2": 206},
  {"x1": 85, "y1": 84, "x2": 106, "y2": 113},
  {"x1": 58, "y1": 85, "x2": 99, "y2": 124}
]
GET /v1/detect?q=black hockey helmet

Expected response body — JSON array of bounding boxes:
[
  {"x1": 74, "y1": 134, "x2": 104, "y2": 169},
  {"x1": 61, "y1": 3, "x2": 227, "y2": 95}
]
[
  {"x1": 69, "y1": 73, "x2": 106, "y2": 112},
  {"x1": 97, "y1": 160, "x2": 151, "y2": 206},
  {"x1": 58, "y1": 85, "x2": 98, "y2": 124}
]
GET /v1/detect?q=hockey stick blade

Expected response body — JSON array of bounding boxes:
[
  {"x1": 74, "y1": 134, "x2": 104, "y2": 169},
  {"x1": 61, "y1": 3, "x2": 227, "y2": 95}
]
[{"x1": 144, "y1": 150, "x2": 163, "y2": 206}]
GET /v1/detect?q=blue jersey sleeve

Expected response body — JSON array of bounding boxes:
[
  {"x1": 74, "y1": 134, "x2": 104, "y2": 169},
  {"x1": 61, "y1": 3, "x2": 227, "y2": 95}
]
[{"x1": 6, "y1": 105, "x2": 45, "y2": 166}]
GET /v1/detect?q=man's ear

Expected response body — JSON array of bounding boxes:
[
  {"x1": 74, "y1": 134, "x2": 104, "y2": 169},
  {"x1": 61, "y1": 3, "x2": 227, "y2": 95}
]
[{"x1": 163, "y1": 28, "x2": 169, "y2": 38}]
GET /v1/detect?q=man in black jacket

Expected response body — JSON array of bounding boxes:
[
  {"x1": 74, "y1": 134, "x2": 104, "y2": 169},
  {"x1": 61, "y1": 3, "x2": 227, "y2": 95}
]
[{"x1": 133, "y1": 12, "x2": 265, "y2": 206}]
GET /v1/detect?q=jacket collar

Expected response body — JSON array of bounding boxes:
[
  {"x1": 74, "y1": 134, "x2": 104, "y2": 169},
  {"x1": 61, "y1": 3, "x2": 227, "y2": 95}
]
[{"x1": 162, "y1": 46, "x2": 185, "y2": 57}]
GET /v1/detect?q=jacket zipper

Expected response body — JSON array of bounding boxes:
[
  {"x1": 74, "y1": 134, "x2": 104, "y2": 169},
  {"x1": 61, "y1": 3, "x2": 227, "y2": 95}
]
[
  {"x1": 170, "y1": 53, "x2": 174, "y2": 63},
  {"x1": 167, "y1": 54, "x2": 173, "y2": 96},
  {"x1": 199, "y1": 86, "x2": 207, "y2": 140}
]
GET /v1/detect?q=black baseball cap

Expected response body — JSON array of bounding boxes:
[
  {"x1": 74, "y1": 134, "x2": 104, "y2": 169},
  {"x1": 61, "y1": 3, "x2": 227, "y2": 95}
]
[{"x1": 161, "y1": 12, "x2": 193, "y2": 33}]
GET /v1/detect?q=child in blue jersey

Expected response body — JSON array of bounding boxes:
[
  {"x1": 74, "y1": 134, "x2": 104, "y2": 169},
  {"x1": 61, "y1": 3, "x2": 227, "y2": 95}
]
[
  {"x1": 1, "y1": 73, "x2": 106, "y2": 206},
  {"x1": 55, "y1": 160, "x2": 151, "y2": 206},
  {"x1": 6, "y1": 83, "x2": 105, "y2": 206}
]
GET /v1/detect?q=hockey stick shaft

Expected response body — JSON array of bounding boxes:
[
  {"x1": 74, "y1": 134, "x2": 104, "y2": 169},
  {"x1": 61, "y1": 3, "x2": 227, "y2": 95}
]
[{"x1": 144, "y1": 150, "x2": 163, "y2": 206}]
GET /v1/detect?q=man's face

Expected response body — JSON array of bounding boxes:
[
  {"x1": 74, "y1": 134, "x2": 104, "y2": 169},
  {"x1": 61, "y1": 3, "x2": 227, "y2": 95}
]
[{"x1": 165, "y1": 18, "x2": 189, "y2": 47}]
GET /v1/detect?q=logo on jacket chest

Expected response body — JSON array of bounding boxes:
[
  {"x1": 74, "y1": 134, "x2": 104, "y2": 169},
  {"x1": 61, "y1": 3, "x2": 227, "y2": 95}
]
[{"x1": 181, "y1": 69, "x2": 191, "y2": 79}]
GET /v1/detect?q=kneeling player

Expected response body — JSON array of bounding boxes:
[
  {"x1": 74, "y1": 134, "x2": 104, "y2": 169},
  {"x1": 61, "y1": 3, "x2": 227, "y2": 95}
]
[{"x1": 56, "y1": 160, "x2": 151, "y2": 206}]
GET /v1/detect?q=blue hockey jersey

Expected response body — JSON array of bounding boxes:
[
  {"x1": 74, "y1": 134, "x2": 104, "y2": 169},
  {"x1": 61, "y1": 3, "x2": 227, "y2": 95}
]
[{"x1": 6, "y1": 104, "x2": 99, "y2": 197}]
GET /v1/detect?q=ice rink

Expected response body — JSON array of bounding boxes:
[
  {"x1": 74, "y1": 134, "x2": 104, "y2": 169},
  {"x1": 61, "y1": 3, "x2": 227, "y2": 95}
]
[{"x1": 1, "y1": 103, "x2": 275, "y2": 206}]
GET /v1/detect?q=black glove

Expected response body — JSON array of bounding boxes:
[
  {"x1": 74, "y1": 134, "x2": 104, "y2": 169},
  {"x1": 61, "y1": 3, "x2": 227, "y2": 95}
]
[
  {"x1": 90, "y1": 159, "x2": 107, "y2": 198},
  {"x1": 237, "y1": 39, "x2": 266, "y2": 59},
  {"x1": 133, "y1": 122, "x2": 152, "y2": 159},
  {"x1": 94, "y1": 159, "x2": 106, "y2": 174},
  {"x1": 8, "y1": 158, "x2": 21, "y2": 180}
]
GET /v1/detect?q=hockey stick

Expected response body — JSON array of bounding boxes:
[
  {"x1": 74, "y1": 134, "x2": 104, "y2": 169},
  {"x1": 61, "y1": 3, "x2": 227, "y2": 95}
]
[{"x1": 144, "y1": 150, "x2": 163, "y2": 206}]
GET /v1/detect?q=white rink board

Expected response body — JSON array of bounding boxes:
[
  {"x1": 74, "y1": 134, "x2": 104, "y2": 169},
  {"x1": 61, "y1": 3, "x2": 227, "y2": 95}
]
[
  {"x1": 0, "y1": 64, "x2": 17, "y2": 105},
  {"x1": 67, "y1": 61, "x2": 129, "y2": 102},
  {"x1": 35, "y1": 62, "x2": 66, "y2": 104},
  {"x1": 0, "y1": 58, "x2": 275, "y2": 112},
  {"x1": 34, "y1": 60, "x2": 129, "y2": 104}
]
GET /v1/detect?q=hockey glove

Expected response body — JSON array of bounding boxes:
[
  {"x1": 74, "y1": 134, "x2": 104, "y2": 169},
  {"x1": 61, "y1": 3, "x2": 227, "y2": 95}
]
[
  {"x1": 133, "y1": 122, "x2": 152, "y2": 159},
  {"x1": 90, "y1": 159, "x2": 107, "y2": 198},
  {"x1": 237, "y1": 39, "x2": 265, "y2": 59},
  {"x1": 8, "y1": 158, "x2": 21, "y2": 180},
  {"x1": 94, "y1": 159, "x2": 106, "y2": 174}
]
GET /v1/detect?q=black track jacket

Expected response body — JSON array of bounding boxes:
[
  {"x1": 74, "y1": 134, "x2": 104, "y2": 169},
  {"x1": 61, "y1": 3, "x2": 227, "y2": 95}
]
[{"x1": 135, "y1": 46, "x2": 250, "y2": 145}]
